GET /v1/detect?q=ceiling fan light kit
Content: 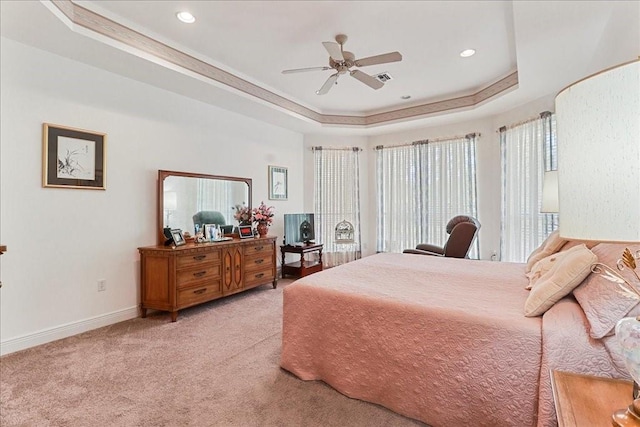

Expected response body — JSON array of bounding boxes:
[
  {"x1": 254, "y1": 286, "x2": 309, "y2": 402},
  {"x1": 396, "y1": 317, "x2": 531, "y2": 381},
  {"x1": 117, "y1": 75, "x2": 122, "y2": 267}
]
[{"x1": 282, "y1": 34, "x2": 403, "y2": 95}]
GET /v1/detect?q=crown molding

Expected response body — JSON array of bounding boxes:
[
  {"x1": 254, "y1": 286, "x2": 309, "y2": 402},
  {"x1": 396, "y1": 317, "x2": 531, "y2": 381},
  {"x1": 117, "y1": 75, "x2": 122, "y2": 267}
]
[{"x1": 49, "y1": 0, "x2": 518, "y2": 128}]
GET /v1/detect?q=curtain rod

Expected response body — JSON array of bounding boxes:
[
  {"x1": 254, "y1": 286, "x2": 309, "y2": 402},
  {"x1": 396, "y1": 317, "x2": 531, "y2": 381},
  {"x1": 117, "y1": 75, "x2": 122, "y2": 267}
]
[
  {"x1": 373, "y1": 133, "x2": 480, "y2": 150},
  {"x1": 311, "y1": 146, "x2": 362, "y2": 151},
  {"x1": 498, "y1": 111, "x2": 552, "y2": 132}
]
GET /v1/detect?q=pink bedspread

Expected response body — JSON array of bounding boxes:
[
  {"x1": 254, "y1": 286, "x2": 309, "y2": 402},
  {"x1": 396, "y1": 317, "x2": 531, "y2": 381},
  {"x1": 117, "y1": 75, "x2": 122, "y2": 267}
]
[
  {"x1": 281, "y1": 253, "x2": 542, "y2": 426},
  {"x1": 538, "y1": 296, "x2": 630, "y2": 426}
]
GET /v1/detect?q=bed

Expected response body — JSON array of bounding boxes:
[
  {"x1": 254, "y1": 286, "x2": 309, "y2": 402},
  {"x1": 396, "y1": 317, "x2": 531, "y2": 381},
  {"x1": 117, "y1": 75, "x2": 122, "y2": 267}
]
[{"x1": 280, "y1": 249, "x2": 632, "y2": 426}]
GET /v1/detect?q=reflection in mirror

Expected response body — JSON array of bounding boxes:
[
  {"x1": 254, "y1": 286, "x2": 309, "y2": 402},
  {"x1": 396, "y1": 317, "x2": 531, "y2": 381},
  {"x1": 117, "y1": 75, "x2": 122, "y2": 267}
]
[{"x1": 158, "y1": 171, "x2": 251, "y2": 245}]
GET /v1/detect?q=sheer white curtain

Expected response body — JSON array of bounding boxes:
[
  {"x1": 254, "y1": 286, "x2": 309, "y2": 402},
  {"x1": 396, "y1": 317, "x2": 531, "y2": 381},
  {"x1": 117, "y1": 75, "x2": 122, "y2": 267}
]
[
  {"x1": 313, "y1": 147, "x2": 362, "y2": 267},
  {"x1": 500, "y1": 113, "x2": 558, "y2": 262},
  {"x1": 376, "y1": 135, "x2": 478, "y2": 256}
]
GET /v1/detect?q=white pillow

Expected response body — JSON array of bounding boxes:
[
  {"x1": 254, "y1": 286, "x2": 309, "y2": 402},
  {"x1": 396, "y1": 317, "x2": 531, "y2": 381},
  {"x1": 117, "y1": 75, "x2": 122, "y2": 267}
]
[
  {"x1": 525, "y1": 230, "x2": 568, "y2": 273},
  {"x1": 524, "y1": 244, "x2": 596, "y2": 317}
]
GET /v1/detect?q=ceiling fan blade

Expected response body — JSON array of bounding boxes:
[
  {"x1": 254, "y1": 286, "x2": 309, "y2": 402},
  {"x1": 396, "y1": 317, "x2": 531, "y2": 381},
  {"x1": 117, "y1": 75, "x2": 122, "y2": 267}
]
[
  {"x1": 354, "y1": 51, "x2": 402, "y2": 67},
  {"x1": 317, "y1": 73, "x2": 338, "y2": 95},
  {"x1": 282, "y1": 66, "x2": 331, "y2": 74},
  {"x1": 322, "y1": 41, "x2": 344, "y2": 61},
  {"x1": 350, "y1": 70, "x2": 384, "y2": 90}
]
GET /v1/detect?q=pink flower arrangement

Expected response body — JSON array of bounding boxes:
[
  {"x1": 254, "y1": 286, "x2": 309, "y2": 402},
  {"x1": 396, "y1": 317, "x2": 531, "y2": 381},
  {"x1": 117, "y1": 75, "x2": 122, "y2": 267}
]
[{"x1": 252, "y1": 201, "x2": 275, "y2": 225}]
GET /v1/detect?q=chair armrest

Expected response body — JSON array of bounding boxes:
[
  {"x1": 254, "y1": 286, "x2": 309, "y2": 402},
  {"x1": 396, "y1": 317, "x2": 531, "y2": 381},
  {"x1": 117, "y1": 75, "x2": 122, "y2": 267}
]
[
  {"x1": 402, "y1": 249, "x2": 444, "y2": 257},
  {"x1": 415, "y1": 244, "x2": 445, "y2": 254}
]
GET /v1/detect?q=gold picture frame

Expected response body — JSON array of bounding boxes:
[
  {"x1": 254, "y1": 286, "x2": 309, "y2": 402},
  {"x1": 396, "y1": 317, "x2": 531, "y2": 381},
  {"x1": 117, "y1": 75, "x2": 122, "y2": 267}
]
[{"x1": 42, "y1": 123, "x2": 107, "y2": 189}]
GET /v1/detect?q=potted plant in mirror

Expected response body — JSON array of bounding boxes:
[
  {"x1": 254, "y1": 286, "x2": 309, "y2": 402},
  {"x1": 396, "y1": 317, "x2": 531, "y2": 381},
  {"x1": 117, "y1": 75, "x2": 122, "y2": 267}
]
[{"x1": 252, "y1": 201, "x2": 274, "y2": 237}]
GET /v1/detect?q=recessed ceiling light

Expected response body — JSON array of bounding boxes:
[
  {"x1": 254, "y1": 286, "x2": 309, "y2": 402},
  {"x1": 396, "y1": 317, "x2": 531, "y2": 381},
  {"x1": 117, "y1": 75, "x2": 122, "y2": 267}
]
[
  {"x1": 401, "y1": 95, "x2": 411, "y2": 100},
  {"x1": 176, "y1": 11, "x2": 196, "y2": 24},
  {"x1": 460, "y1": 49, "x2": 476, "y2": 58}
]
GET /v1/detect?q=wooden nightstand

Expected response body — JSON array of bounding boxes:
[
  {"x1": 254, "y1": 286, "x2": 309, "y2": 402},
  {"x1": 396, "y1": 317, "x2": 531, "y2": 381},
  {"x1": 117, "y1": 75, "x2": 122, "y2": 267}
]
[
  {"x1": 280, "y1": 243, "x2": 323, "y2": 279},
  {"x1": 551, "y1": 370, "x2": 635, "y2": 427}
]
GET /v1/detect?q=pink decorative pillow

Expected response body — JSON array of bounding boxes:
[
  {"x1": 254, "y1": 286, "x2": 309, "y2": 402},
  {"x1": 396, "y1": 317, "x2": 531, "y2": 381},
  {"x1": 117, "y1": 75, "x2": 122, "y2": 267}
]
[
  {"x1": 524, "y1": 244, "x2": 596, "y2": 317},
  {"x1": 525, "y1": 230, "x2": 568, "y2": 273},
  {"x1": 572, "y1": 243, "x2": 640, "y2": 339}
]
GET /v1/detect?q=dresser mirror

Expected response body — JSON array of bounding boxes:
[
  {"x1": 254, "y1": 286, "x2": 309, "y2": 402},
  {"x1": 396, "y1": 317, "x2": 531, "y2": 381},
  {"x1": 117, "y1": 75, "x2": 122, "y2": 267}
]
[{"x1": 157, "y1": 170, "x2": 251, "y2": 245}]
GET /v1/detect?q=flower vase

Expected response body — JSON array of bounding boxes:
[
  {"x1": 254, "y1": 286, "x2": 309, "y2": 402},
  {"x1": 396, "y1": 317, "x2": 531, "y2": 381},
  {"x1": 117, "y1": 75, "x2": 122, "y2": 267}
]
[{"x1": 257, "y1": 222, "x2": 268, "y2": 237}]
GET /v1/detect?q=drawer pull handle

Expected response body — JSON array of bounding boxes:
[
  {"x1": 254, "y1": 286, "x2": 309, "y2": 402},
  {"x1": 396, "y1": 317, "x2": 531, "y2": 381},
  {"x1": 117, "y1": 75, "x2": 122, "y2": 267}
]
[
  {"x1": 193, "y1": 255, "x2": 206, "y2": 261},
  {"x1": 193, "y1": 271, "x2": 206, "y2": 277},
  {"x1": 254, "y1": 259, "x2": 264, "y2": 264},
  {"x1": 254, "y1": 246, "x2": 264, "y2": 251},
  {"x1": 193, "y1": 288, "x2": 207, "y2": 295},
  {"x1": 255, "y1": 273, "x2": 264, "y2": 279}
]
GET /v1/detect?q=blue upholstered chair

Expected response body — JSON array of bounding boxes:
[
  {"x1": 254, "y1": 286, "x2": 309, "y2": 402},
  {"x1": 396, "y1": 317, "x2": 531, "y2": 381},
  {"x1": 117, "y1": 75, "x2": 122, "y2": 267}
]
[{"x1": 192, "y1": 211, "x2": 227, "y2": 233}]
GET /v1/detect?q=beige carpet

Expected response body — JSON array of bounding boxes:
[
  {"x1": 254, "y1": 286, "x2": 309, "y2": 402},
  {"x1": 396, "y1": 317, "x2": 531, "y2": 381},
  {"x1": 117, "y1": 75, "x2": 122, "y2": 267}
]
[{"x1": 1, "y1": 280, "x2": 425, "y2": 426}]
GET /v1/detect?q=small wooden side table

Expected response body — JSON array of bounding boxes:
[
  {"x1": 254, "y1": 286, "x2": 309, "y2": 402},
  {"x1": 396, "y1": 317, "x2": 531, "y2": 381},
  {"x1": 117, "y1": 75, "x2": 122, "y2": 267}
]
[
  {"x1": 280, "y1": 243, "x2": 323, "y2": 279},
  {"x1": 551, "y1": 370, "x2": 635, "y2": 427}
]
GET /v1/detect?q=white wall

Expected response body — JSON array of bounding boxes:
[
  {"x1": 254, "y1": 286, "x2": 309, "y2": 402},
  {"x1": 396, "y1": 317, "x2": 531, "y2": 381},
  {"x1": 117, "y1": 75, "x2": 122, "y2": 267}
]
[{"x1": 0, "y1": 38, "x2": 304, "y2": 355}]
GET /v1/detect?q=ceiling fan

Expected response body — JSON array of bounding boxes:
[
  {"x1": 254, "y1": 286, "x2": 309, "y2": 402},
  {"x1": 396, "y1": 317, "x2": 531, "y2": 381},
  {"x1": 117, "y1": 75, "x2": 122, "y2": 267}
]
[{"x1": 282, "y1": 34, "x2": 402, "y2": 95}]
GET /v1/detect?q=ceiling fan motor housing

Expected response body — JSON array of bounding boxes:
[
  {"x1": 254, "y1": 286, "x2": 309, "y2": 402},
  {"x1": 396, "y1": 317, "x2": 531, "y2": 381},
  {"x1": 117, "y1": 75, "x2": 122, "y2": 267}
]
[{"x1": 329, "y1": 51, "x2": 355, "y2": 72}]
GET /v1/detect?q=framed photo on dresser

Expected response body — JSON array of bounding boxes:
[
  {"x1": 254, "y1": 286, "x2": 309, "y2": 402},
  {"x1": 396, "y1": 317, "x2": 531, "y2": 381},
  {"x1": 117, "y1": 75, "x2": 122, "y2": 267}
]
[
  {"x1": 238, "y1": 225, "x2": 254, "y2": 239},
  {"x1": 170, "y1": 229, "x2": 186, "y2": 246}
]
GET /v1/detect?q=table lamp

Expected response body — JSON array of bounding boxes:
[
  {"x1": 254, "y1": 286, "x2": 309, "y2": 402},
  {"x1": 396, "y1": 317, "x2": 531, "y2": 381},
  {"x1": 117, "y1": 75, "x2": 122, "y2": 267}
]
[
  {"x1": 555, "y1": 59, "x2": 640, "y2": 426},
  {"x1": 164, "y1": 191, "x2": 177, "y2": 227}
]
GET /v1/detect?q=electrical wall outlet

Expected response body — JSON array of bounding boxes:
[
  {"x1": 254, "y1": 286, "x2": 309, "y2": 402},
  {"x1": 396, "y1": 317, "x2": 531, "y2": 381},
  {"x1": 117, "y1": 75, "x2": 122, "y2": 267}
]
[{"x1": 97, "y1": 279, "x2": 106, "y2": 292}]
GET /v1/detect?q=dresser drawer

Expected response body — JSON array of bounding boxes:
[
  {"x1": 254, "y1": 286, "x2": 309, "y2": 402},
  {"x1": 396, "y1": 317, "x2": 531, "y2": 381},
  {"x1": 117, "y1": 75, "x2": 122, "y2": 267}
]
[
  {"x1": 244, "y1": 253, "x2": 274, "y2": 273},
  {"x1": 176, "y1": 250, "x2": 220, "y2": 269},
  {"x1": 177, "y1": 282, "x2": 222, "y2": 307},
  {"x1": 244, "y1": 268, "x2": 274, "y2": 287},
  {"x1": 243, "y1": 242, "x2": 272, "y2": 256},
  {"x1": 176, "y1": 265, "x2": 221, "y2": 289}
]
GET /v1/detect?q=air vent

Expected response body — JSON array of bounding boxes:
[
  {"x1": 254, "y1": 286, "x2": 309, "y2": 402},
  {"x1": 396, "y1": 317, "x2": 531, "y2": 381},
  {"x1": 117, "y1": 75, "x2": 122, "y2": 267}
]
[{"x1": 374, "y1": 72, "x2": 393, "y2": 83}]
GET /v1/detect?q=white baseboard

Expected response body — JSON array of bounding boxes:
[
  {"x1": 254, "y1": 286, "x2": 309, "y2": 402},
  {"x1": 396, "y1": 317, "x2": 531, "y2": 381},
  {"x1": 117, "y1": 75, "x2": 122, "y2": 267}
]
[{"x1": 0, "y1": 306, "x2": 139, "y2": 356}]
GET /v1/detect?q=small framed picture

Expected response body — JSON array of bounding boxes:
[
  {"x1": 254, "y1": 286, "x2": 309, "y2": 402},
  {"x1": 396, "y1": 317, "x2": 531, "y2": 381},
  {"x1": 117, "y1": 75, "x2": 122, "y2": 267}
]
[
  {"x1": 42, "y1": 123, "x2": 107, "y2": 189},
  {"x1": 204, "y1": 224, "x2": 218, "y2": 240},
  {"x1": 268, "y1": 165, "x2": 288, "y2": 200},
  {"x1": 238, "y1": 225, "x2": 254, "y2": 239},
  {"x1": 171, "y1": 229, "x2": 186, "y2": 246}
]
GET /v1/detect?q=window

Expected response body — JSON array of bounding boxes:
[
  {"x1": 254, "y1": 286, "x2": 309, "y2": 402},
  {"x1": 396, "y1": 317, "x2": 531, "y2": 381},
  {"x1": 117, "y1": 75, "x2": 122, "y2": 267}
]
[
  {"x1": 313, "y1": 147, "x2": 362, "y2": 267},
  {"x1": 500, "y1": 112, "x2": 558, "y2": 262},
  {"x1": 376, "y1": 135, "x2": 478, "y2": 256}
]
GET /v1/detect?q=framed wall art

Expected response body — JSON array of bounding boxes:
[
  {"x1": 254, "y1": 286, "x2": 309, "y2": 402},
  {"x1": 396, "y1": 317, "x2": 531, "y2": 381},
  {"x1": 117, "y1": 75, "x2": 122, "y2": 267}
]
[
  {"x1": 42, "y1": 123, "x2": 107, "y2": 189},
  {"x1": 268, "y1": 165, "x2": 288, "y2": 200}
]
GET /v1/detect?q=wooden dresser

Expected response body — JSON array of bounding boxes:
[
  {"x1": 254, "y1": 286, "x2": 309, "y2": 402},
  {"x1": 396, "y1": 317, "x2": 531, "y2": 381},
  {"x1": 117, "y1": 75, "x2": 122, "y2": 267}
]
[{"x1": 138, "y1": 236, "x2": 277, "y2": 321}]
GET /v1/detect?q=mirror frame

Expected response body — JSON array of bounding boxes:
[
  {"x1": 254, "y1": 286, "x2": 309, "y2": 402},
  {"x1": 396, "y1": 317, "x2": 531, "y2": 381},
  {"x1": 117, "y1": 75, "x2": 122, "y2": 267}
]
[{"x1": 157, "y1": 170, "x2": 252, "y2": 245}]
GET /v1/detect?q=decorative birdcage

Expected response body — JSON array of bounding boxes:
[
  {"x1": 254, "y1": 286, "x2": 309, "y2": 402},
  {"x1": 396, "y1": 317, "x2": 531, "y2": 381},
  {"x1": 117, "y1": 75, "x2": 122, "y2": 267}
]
[{"x1": 335, "y1": 220, "x2": 354, "y2": 244}]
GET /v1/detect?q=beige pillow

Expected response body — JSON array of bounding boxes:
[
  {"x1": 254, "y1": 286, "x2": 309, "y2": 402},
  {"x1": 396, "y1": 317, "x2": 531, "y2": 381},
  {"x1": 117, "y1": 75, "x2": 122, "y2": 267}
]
[
  {"x1": 525, "y1": 230, "x2": 568, "y2": 273},
  {"x1": 524, "y1": 244, "x2": 596, "y2": 317},
  {"x1": 525, "y1": 252, "x2": 563, "y2": 290}
]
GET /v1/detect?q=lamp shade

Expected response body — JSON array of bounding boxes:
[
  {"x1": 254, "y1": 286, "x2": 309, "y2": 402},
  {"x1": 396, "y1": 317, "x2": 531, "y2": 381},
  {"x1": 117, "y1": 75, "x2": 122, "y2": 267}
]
[
  {"x1": 541, "y1": 170, "x2": 559, "y2": 213},
  {"x1": 555, "y1": 60, "x2": 640, "y2": 242},
  {"x1": 164, "y1": 191, "x2": 177, "y2": 211}
]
